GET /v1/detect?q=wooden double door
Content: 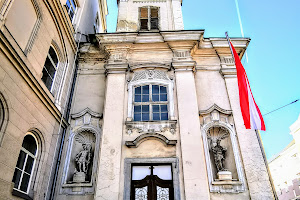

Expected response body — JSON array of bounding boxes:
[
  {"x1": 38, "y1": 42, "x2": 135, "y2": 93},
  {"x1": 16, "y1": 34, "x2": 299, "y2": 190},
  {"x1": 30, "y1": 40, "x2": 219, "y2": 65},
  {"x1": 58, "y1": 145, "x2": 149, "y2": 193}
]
[{"x1": 131, "y1": 165, "x2": 174, "y2": 200}]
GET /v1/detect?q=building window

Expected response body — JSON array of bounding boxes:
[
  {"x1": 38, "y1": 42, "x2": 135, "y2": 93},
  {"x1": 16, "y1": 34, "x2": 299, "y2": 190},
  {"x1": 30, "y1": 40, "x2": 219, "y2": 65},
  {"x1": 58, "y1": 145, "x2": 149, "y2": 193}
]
[
  {"x1": 139, "y1": 7, "x2": 159, "y2": 31},
  {"x1": 12, "y1": 134, "x2": 38, "y2": 194},
  {"x1": 41, "y1": 47, "x2": 59, "y2": 92},
  {"x1": 133, "y1": 84, "x2": 168, "y2": 121},
  {"x1": 65, "y1": 0, "x2": 77, "y2": 21}
]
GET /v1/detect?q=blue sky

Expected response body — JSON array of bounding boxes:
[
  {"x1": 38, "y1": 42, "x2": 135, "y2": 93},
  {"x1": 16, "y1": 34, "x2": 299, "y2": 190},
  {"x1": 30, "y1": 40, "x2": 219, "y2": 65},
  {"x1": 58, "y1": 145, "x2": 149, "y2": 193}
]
[{"x1": 106, "y1": 0, "x2": 300, "y2": 159}]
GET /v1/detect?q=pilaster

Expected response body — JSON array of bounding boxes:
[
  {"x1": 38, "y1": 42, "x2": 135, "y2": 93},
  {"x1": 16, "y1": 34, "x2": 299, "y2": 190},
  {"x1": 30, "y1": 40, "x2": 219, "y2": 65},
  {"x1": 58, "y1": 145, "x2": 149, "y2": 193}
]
[
  {"x1": 94, "y1": 65, "x2": 127, "y2": 199},
  {"x1": 173, "y1": 60, "x2": 210, "y2": 199},
  {"x1": 222, "y1": 65, "x2": 274, "y2": 200}
]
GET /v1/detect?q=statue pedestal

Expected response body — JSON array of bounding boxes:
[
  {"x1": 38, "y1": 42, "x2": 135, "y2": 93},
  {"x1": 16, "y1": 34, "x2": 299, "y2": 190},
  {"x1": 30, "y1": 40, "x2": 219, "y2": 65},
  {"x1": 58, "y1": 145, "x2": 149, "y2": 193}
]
[
  {"x1": 73, "y1": 172, "x2": 86, "y2": 183},
  {"x1": 217, "y1": 171, "x2": 232, "y2": 181}
]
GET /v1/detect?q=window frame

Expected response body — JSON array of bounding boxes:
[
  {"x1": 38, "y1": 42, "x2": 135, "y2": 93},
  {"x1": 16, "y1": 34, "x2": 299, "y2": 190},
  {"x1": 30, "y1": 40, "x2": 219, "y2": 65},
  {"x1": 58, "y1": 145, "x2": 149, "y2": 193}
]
[
  {"x1": 133, "y1": 84, "x2": 169, "y2": 121},
  {"x1": 128, "y1": 78, "x2": 175, "y2": 122},
  {"x1": 139, "y1": 6, "x2": 160, "y2": 31},
  {"x1": 12, "y1": 133, "x2": 38, "y2": 195},
  {"x1": 41, "y1": 46, "x2": 59, "y2": 93},
  {"x1": 65, "y1": 0, "x2": 77, "y2": 22}
]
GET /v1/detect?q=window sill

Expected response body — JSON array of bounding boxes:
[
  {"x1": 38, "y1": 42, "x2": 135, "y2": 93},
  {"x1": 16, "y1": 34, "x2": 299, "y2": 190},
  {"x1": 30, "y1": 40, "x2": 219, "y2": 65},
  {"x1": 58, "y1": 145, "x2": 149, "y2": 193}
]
[
  {"x1": 12, "y1": 189, "x2": 33, "y2": 200},
  {"x1": 125, "y1": 119, "x2": 177, "y2": 134}
]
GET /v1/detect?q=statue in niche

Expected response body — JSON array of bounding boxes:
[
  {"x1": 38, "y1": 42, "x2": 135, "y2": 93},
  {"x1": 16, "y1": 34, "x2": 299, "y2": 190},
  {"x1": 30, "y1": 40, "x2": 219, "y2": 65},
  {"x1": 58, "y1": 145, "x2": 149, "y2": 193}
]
[
  {"x1": 208, "y1": 130, "x2": 229, "y2": 172},
  {"x1": 73, "y1": 133, "x2": 93, "y2": 183},
  {"x1": 75, "y1": 143, "x2": 92, "y2": 173}
]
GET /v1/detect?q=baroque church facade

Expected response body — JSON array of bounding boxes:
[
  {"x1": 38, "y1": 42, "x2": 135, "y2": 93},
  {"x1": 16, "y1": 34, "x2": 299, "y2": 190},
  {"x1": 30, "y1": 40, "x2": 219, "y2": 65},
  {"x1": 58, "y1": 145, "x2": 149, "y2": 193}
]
[
  {"x1": 53, "y1": 0, "x2": 275, "y2": 199},
  {"x1": 0, "y1": 0, "x2": 275, "y2": 199}
]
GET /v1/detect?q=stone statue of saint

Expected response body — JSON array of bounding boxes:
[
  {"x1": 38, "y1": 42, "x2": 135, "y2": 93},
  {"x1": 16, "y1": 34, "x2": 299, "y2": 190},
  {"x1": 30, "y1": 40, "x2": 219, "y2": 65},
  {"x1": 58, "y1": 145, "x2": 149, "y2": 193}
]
[
  {"x1": 75, "y1": 143, "x2": 92, "y2": 174},
  {"x1": 208, "y1": 131, "x2": 229, "y2": 172},
  {"x1": 72, "y1": 133, "x2": 94, "y2": 183},
  {"x1": 211, "y1": 138, "x2": 227, "y2": 171}
]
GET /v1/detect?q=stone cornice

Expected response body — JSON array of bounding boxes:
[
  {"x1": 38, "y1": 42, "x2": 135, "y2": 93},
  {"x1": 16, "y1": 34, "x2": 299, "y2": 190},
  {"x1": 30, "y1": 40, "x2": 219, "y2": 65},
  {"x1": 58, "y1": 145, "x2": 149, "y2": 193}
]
[
  {"x1": 96, "y1": 30, "x2": 204, "y2": 45},
  {"x1": 0, "y1": 31, "x2": 68, "y2": 128},
  {"x1": 220, "y1": 67, "x2": 237, "y2": 78},
  {"x1": 130, "y1": 63, "x2": 171, "y2": 70},
  {"x1": 172, "y1": 61, "x2": 196, "y2": 71},
  {"x1": 117, "y1": 0, "x2": 183, "y2": 4},
  {"x1": 195, "y1": 38, "x2": 250, "y2": 59},
  {"x1": 105, "y1": 63, "x2": 129, "y2": 74}
]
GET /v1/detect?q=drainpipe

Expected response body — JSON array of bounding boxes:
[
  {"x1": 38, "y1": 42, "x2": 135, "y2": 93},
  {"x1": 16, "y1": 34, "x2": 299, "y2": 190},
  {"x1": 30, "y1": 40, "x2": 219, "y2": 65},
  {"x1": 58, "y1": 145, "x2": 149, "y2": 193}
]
[{"x1": 47, "y1": 33, "x2": 83, "y2": 200}]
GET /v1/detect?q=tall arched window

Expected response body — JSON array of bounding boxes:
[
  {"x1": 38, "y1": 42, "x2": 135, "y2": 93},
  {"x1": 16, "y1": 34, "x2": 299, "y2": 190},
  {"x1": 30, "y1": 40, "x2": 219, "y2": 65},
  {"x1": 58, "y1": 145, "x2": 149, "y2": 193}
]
[
  {"x1": 12, "y1": 134, "x2": 38, "y2": 194},
  {"x1": 42, "y1": 46, "x2": 59, "y2": 91}
]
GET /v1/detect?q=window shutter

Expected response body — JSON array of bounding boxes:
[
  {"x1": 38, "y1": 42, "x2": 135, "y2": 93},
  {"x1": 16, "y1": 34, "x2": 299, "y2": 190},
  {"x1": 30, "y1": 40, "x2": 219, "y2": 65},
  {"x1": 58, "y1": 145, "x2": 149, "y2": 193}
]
[
  {"x1": 150, "y1": 7, "x2": 159, "y2": 30},
  {"x1": 140, "y1": 7, "x2": 148, "y2": 30}
]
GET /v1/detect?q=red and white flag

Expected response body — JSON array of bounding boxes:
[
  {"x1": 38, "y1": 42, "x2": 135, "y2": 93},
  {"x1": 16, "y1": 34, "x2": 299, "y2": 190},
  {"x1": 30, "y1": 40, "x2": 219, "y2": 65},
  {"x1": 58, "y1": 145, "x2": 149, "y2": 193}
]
[{"x1": 228, "y1": 40, "x2": 266, "y2": 131}]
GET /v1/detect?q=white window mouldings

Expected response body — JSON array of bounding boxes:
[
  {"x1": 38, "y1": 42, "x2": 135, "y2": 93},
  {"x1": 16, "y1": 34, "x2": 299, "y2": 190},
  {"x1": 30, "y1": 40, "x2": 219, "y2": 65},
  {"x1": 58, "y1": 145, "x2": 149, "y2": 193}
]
[{"x1": 127, "y1": 70, "x2": 174, "y2": 122}]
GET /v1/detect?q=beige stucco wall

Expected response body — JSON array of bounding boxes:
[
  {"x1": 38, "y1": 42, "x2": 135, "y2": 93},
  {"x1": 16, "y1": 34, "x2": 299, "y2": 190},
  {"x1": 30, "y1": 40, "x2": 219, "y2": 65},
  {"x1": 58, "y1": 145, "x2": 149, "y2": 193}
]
[
  {"x1": 0, "y1": 0, "x2": 107, "y2": 199},
  {"x1": 0, "y1": 51, "x2": 62, "y2": 199},
  {"x1": 1, "y1": 0, "x2": 77, "y2": 110}
]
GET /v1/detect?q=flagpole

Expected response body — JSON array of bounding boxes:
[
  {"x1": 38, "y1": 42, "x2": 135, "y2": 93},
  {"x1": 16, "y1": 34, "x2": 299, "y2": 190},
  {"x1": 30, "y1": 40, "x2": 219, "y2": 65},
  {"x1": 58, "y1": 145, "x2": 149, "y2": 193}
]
[
  {"x1": 225, "y1": 32, "x2": 235, "y2": 61},
  {"x1": 225, "y1": 32, "x2": 278, "y2": 199}
]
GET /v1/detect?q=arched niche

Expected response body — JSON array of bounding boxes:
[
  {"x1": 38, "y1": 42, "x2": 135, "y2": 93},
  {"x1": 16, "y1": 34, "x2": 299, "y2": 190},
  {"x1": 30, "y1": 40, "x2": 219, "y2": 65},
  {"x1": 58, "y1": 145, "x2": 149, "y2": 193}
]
[
  {"x1": 200, "y1": 104, "x2": 246, "y2": 193},
  {"x1": 207, "y1": 126, "x2": 238, "y2": 181},
  {"x1": 61, "y1": 126, "x2": 101, "y2": 195}
]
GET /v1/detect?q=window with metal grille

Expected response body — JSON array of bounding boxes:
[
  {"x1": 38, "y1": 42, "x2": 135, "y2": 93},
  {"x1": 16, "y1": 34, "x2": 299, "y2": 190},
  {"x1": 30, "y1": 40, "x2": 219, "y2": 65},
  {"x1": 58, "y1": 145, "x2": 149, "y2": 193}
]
[
  {"x1": 12, "y1": 135, "x2": 37, "y2": 194},
  {"x1": 133, "y1": 85, "x2": 168, "y2": 121},
  {"x1": 139, "y1": 7, "x2": 159, "y2": 31},
  {"x1": 41, "y1": 47, "x2": 59, "y2": 92},
  {"x1": 65, "y1": 0, "x2": 77, "y2": 21}
]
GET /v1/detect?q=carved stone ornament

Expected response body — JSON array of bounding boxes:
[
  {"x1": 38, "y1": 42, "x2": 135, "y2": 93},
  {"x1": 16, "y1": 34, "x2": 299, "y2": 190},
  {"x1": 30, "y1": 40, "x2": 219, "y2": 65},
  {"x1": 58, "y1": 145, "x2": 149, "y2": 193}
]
[
  {"x1": 130, "y1": 69, "x2": 170, "y2": 82},
  {"x1": 125, "y1": 120, "x2": 177, "y2": 135},
  {"x1": 71, "y1": 107, "x2": 102, "y2": 129}
]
